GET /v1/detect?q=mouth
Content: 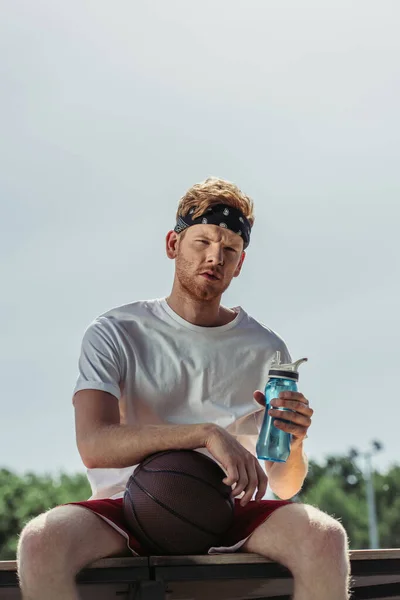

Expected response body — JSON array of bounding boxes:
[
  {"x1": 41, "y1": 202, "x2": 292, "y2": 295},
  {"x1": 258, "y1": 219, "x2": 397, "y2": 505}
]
[{"x1": 200, "y1": 272, "x2": 220, "y2": 281}]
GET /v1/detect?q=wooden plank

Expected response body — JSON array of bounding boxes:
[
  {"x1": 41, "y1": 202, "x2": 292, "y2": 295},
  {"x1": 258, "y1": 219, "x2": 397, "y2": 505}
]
[
  {"x1": 0, "y1": 565, "x2": 16, "y2": 572},
  {"x1": 2, "y1": 549, "x2": 400, "y2": 571},
  {"x1": 0, "y1": 558, "x2": 150, "y2": 589},
  {"x1": 0, "y1": 557, "x2": 147, "y2": 571},
  {"x1": 148, "y1": 550, "x2": 400, "y2": 598},
  {"x1": 85, "y1": 556, "x2": 148, "y2": 569},
  {"x1": 150, "y1": 554, "x2": 272, "y2": 566},
  {"x1": 351, "y1": 582, "x2": 400, "y2": 599},
  {"x1": 149, "y1": 549, "x2": 400, "y2": 567},
  {"x1": 353, "y1": 575, "x2": 400, "y2": 588},
  {"x1": 2, "y1": 554, "x2": 400, "y2": 599},
  {"x1": 152, "y1": 563, "x2": 292, "y2": 582},
  {"x1": 157, "y1": 577, "x2": 293, "y2": 599},
  {"x1": 351, "y1": 549, "x2": 400, "y2": 561}
]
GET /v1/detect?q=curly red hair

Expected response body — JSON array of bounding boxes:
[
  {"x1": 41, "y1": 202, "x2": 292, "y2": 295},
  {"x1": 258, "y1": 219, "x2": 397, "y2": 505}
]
[{"x1": 176, "y1": 177, "x2": 255, "y2": 227}]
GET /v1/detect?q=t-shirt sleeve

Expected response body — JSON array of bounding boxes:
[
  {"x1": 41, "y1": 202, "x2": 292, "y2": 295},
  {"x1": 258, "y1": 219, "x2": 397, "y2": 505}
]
[
  {"x1": 72, "y1": 317, "x2": 124, "y2": 402},
  {"x1": 278, "y1": 339, "x2": 292, "y2": 365}
]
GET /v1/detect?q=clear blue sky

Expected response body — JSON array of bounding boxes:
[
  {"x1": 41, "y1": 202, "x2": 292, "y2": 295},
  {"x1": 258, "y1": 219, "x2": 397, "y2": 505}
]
[{"x1": 1, "y1": 0, "x2": 399, "y2": 479}]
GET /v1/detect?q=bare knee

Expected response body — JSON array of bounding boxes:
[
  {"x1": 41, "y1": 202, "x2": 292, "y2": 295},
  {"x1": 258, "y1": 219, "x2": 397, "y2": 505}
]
[
  {"x1": 305, "y1": 506, "x2": 348, "y2": 553},
  {"x1": 18, "y1": 503, "x2": 127, "y2": 587},
  {"x1": 18, "y1": 508, "x2": 74, "y2": 581},
  {"x1": 294, "y1": 505, "x2": 350, "y2": 574},
  {"x1": 18, "y1": 505, "x2": 101, "y2": 584},
  {"x1": 18, "y1": 512, "x2": 51, "y2": 566}
]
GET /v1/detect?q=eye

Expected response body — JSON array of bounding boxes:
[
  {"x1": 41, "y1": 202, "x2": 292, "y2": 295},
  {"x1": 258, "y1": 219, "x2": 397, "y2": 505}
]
[
  {"x1": 196, "y1": 239, "x2": 209, "y2": 245},
  {"x1": 226, "y1": 247, "x2": 237, "y2": 252}
]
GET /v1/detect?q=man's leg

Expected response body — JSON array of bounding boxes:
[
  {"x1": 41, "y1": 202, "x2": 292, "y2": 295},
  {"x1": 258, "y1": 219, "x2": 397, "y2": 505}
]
[
  {"x1": 17, "y1": 504, "x2": 130, "y2": 600},
  {"x1": 242, "y1": 503, "x2": 351, "y2": 600}
]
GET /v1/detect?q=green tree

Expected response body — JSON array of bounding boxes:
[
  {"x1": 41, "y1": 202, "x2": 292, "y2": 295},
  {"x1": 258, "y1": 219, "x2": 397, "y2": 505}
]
[
  {"x1": 0, "y1": 469, "x2": 90, "y2": 560},
  {"x1": 374, "y1": 465, "x2": 400, "y2": 548},
  {"x1": 286, "y1": 449, "x2": 400, "y2": 550},
  {"x1": 297, "y1": 471, "x2": 369, "y2": 549}
]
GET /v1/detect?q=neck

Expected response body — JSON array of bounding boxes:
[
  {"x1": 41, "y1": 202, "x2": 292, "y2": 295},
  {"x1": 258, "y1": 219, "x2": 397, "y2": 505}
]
[{"x1": 166, "y1": 281, "x2": 237, "y2": 327}]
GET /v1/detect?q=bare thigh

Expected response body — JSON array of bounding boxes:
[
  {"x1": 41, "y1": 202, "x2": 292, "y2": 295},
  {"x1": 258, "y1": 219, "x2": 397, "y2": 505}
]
[
  {"x1": 17, "y1": 504, "x2": 131, "y2": 578},
  {"x1": 242, "y1": 502, "x2": 349, "y2": 573}
]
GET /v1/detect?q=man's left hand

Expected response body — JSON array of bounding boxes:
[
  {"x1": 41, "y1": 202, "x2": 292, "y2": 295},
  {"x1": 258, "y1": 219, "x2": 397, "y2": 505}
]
[{"x1": 254, "y1": 390, "x2": 313, "y2": 450}]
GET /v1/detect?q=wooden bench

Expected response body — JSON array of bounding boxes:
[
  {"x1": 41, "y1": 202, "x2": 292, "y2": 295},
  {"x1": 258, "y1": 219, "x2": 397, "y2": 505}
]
[{"x1": 1, "y1": 549, "x2": 400, "y2": 599}]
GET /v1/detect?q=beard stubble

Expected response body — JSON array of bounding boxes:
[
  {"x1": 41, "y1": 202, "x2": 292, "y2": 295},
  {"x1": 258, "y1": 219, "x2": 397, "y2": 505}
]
[{"x1": 175, "y1": 252, "x2": 231, "y2": 302}]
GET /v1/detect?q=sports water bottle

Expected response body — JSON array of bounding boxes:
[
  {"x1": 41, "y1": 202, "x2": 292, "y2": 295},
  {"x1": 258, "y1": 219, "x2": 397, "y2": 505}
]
[{"x1": 256, "y1": 351, "x2": 308, "y2": 462}]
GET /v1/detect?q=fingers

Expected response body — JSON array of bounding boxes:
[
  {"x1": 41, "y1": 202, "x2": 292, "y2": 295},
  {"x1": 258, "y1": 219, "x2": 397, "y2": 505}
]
[
  {"x1": 239, "y1": 460, "x2": 259, "y2": 506},
  {"x1": 269, "y1": 407, "x2": 312, "y2": 428},
  {"x1": 253, "y1": 390, "x2": 266, "y2": 407},
  {"x1": 279, "y1": 391, "x2": 312, "y2": 410},
  {"x1": 231, "y1": 462, "x2": 249, "y2": 498},
  {"x1": 274, "y1": 419, "x2": 308, "y2": 438},
  {"x1": 214, "y1": 427, "x2": 268, "y2": 506},
  {"x1": 272, "y1": 398, "x2": 314, "y2": 416},
  {"x1": 269, "y1": 394, "x2": 313, "y2": 440},
  {"x1": 230, "y1": 458, "x2": 268, "y2": 506},
  {"x1": 222, "y1": 463, "x2": 239, "y2": 487}
]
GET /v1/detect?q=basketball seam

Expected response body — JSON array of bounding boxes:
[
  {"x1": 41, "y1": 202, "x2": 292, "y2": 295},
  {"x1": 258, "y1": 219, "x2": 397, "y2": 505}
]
[
  {"x1": 132, "y1": 475, "x2": 224, "y2": 537},
  {"x1": 124, "y1": 485, "x2": 167, "y2": 555},
  {"x1": 141, "y1": 466, "x2": 231, "y2": 499}
]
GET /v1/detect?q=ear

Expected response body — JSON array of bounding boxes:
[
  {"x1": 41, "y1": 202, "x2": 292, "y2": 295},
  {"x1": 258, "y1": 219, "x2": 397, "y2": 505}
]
[
  {"x1": 166, "y1": 230, "x2": 179, "y2": 259},
  {"x1": 233, "y1": 251, "x2": 246, "y2": 278}
]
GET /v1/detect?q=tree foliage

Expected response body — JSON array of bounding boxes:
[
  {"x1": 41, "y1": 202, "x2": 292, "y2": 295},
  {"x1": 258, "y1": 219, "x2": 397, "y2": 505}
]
[
  {"x1": 291, "y1": 449, "x2": 400, "y2": 551},
  {"x1": 0, "y1": 469, "x2": 90, "y2": 559}
]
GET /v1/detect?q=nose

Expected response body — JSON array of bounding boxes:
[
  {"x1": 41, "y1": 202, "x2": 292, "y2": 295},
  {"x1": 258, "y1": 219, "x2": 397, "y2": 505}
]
[{"x1": 206, "y1": 244, "x2": 224, "y2": 266}]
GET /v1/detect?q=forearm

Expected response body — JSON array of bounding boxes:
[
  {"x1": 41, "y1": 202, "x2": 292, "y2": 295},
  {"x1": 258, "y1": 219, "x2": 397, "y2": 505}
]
[
  {"x1": 266, "y1": 442, "x2": 308, "y2": 500},
  {"x1": 81, "y1": 422, "x2": 213, "y2": 469}
]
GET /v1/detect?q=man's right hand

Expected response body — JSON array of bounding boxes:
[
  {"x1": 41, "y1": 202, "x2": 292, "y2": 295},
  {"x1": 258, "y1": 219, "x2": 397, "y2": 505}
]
[{"x1": 204, "y1": 425, "x2": 268, "y2": 506}]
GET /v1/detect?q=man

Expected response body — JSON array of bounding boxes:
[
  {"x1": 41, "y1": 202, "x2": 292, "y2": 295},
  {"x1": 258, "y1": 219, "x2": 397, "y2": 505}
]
[{"x1": 17, "y1": 177, "x2": 351, "y2": 599}]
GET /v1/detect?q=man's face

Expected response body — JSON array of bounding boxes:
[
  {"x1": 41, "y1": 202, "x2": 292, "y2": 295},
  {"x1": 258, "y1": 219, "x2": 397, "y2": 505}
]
[{"x1": 171, "y1": 224, "x2": 245, "y2": 301}]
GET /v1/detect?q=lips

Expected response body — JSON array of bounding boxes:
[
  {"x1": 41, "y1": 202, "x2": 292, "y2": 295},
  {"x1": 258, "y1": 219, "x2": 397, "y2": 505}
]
[{"x1": 200, "y1": 271, "x2": 220, "y2": 281}]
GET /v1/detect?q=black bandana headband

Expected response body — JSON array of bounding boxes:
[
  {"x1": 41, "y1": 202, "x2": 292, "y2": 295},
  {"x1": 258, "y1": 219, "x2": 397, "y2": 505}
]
[{"x1": 174, "y1": 203, "x2": 251, "y2": 249}]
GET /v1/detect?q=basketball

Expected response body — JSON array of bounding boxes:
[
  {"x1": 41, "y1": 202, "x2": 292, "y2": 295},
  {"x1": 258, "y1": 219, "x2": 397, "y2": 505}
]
[{"x1": 123, "y1": 449, "x2": 234, "y2": 554}]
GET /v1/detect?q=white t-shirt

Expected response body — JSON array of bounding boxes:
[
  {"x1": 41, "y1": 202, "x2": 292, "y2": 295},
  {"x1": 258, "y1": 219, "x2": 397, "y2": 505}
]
[{"x1": 72, "y1": 298, "x2": 292, "y2": 500}]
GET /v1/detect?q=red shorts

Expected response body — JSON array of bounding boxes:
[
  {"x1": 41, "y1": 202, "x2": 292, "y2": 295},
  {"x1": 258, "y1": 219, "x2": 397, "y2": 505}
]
[{"x1": 67, "y1": 497, "x2": 292, "y2": 556}]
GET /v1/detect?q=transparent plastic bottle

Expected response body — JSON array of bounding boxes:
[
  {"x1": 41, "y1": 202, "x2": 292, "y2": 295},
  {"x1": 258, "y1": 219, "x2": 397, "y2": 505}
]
[{"x1": 256, "y1": 351, "x2": 308, "y2": 463}]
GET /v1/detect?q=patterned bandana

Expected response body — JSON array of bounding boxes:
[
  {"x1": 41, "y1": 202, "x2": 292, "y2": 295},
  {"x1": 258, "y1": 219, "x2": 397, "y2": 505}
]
[{"x1": 174, "y1": 203, "x2": 251, "y2": 249}]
